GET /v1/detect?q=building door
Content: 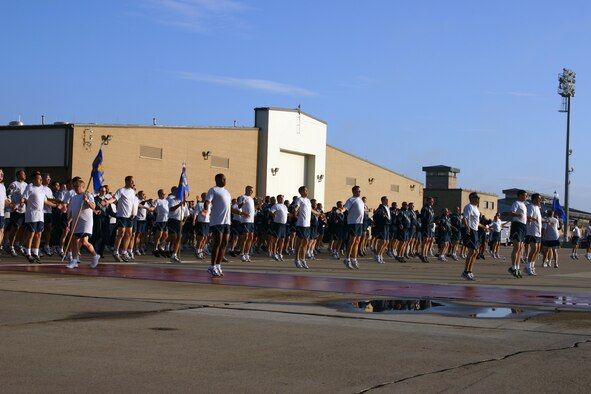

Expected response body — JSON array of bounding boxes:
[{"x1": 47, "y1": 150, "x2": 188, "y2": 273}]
[{"x1": 277, "y1": 150, "x2": 307, "y2": 199}]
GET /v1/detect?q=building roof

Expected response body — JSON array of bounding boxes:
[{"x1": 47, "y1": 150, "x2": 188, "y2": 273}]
[{"x1": 422, "y1": 165, "x2": 460, "y2": 173}]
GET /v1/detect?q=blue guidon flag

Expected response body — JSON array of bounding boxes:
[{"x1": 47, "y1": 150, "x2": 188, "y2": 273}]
[
  {"x1": 176, "y1": 162, "x2": 189, "y2": 200},
  {"x1": 91, "y1": 148, "x2": 105, "y2": 193},
  {"x1": 552, "y1": 192, "x2": 566, "y2": 221}
]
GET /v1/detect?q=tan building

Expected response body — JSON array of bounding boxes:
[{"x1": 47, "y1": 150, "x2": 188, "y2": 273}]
[
  {"x1": 325, "y1": 145, "x2": 422, "y2": 209},
  {"x1": 0, "y1": 108, "x2": 423, "y2": 205},
  {"x1": 423, "y1": 165, "x2": 498, "y2": 219}
]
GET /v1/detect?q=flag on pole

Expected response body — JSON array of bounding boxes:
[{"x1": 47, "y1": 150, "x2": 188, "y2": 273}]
[
  {"x1": 91, "y1": 148, "x2": 105, "y2": 193},
  {"x1": 552, "y1": 192, "x2": 566, "y2": 221},
  {"x1": 176, "y1": 162, "x2": 189, "y2": 200}
]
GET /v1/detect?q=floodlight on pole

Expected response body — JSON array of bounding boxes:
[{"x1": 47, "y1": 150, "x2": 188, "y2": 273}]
[{"x1": 557, "y1": 68, "x2": 575, "y2": 242}]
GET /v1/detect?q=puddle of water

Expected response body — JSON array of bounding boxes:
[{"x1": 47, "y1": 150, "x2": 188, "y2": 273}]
[{"x1": 340, "y1": 299, "x2": 547, "y2": 319}]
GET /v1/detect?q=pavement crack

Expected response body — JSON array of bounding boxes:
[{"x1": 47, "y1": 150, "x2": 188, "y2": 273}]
[{"x1": 356, "y1": 339, "x2": 591, "y2": 393}]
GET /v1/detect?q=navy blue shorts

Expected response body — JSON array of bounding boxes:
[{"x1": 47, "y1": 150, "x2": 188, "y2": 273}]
[
  {"x1": 310, "y1": 225, "x2": 319, "y2": 239},
  {"x1": 231, "y1": 220, "x2": 241, "y2": 235},
  {"x1": 389, "y1": 227, "x2": 398, "y2": 240},
  {"x1": 463, "y1": 229, "x2": 480, "y2": 250},
  {"x1": 136, "y1": 221, "x2": 147, "y2": 234},
  {"x1": 155, "y1": 222, "x2": 167, "y2": 232},
  {"x1": 332, "y1": 226, "x2": 345, "y2": 241},
  {"x1": 43, "y1": 213, "x2": 52, "y2": 224},
  {"x1": 196, "y1": 222, "x2": 210, "y2": 236},
  {"x1": 348, "y1": 223, "x2": 363, "y2": 237},
  {"x1": 116, "y1": 217, "x2": 133, "y2": 229},
  {"x1": 525, "y1": 235, "x2": 541, "y2": 244},
  {"x1": 167, "y1": 219, "x2": 182, "y2": 235},
  {"x1": 296, "y1": 226, "x2": 310, "y2": 240},
  {"x1": 210, "y1": 224, "x2": 230, "y2": 235},
  {"x1": 571, "y1": 236, "x2": 580, "y2": 246},
  {"x1": 422, "y1": 226, "x2": 435, "y2": 238},
  {"x1": 271, "y1": 222, "x2": 287, "y2": 239},
  {"x1": 510, "y1": 222, "x2": 526, "y2": 242},
  {"x1": 131, "y1": 217, "x2": 138, "y2": 231},
  {"x1": 398, "y1": 228, "x2": 409, "y2": 242},
  {"x1": 544, "y1": 239, "x2": 560, "y2": 248},
  {"x1": 25, "y1": 221, "x2": 44, "y2": 233},
  {"x1": 451, "y1": 230, "x2": 461, "y2": 242},
  {"x1": 241, "y1": 222, "x2": 254, "y2": 234},
  {"x1": 375, "y1": 225, "x2": 389, "y2": 240},
  {"x1": 74, "y1": 232, "x2": 92, "y2": 239},
  {"x1": 491, "y1": 232, "x2": 501, "y2": 242},
  {"x1": 10, "y1": 212, "x2": 25, "y2": 227}
]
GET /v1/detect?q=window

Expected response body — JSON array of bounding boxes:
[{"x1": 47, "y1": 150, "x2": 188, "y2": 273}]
[
  {"x1": 139, "y1": 145, "x2": 162, "y2": 160},
  {"x1": 211, "y1": 156, "x2": 230, "y2": 169},
  {"x1": 390, "y1": 184, "x2": 400, "y2": 192},
  {"x1": 346, "y1": 177, "x2": 356, "y2": 186}
]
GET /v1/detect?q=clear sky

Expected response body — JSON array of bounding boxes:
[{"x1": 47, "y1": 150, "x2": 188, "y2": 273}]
[{"x1": 2, "y1": 0, "x2": 590, "y2": 210}]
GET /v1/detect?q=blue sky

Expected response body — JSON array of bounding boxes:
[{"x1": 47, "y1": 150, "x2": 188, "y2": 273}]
[{"x1": 2, "y1": 0, "x2": 590, "y2": 210}]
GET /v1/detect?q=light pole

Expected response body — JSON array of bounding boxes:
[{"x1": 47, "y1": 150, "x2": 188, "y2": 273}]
[{"x1": 558, "y1": 68, "x2": 575, "y2": 241}]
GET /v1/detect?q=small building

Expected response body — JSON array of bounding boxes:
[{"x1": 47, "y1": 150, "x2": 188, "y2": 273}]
[{"x1": 422, "y1": 165, "x2": 498, "y2": 219}]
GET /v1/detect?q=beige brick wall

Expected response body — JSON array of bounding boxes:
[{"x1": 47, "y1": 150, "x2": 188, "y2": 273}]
[
  {"x1": 71, "y1": 125, "x2": 259, "y2": 200},
  {"x1": 325, "y1": 145, "x2": 423, "y2": 210}
]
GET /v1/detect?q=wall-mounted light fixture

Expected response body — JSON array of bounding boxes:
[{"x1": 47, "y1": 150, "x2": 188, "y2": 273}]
[
  {"x1": 368, "y1": 177, "x2": 375, "y2": 185},
  {"x1": 271, "y1": 168, "x2": 279, "y2": 176},
  {"x1": 83, "y1": 128, "x2": 94, "y2": 150},
  {"x1": 410, "y1": 184, "x2": 416, "y2": 191},
  {"x1": 101, "y1": 135, "x2": 113, "y2": 145},
  {"x1": 202, "y1": 151, "x2": 211, "y2": 160},
  {"x1": 316, "y1": 174, "x2": 324, "y2": 182}
]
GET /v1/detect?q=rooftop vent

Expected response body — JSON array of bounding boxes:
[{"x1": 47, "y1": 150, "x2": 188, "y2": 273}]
[{"x1": 9, "y1": 120, "x2": 24, "y2": 126}]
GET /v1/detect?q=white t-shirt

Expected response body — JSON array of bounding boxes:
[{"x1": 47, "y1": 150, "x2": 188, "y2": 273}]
[
  {"x1": 42, "y1": 185, "x2": 54, "y2": 214},
  {"x1": 294, "y1": 197, "x2": 312, "y2": 227},
  {"x1": 463, "y1": 203, "x2": 480, "y2": 231},
  {"x1": 153, "y1": 198, "x2": 169, "y2": 223},
  {"x1": 572, "y1": 226, "x2": 581, "y2": 238},
  {"x1": 238, "y1": 195, "x2": 255, "y2": 224},
  {"x1": 511, "y1": 200, "x2": 527, "y2": 224},
  {"x1": 195, "y1": 201, "x2": 210, "y2": 223},
  {"x1": 490, "y1": 219, "x2": 501, "y2": 233},
  {"x1": 270, "y1": 203, "x2": 288, "y2": 224},
  {"x1": 544, "y1": 217, "x2": 560, "y2": 241},
  {"x1": 231, "y1": 202, "x2": 240, "y2": 221},
  {"x1": 206, "y1": 186, "x2": 232, "y2": 226},
  {"x1": 68, "y1": 193, "x2": 94, "y2": 235},
  {"x1": 60, "y1": 189, "x2": 77, "y2": 205},
  {"x1": 23, "y1": 185, "x2": 47, "y2": 223},
  {"x1": 131, "y1": 195, "x2": 139, "y2": 217},
  {"x1": 8, "y1": 180, "x2": 27, "y2": 213},
  {"x1": 114, "y1": 187, "x2": 136, "y2": 218},
  {"x1": 526, "y1": 205, "x2": 542, "y2": 237},
  {"x1": 344, "y1": 196, "x2": 364, "y2": 225},
  {"x1": 0, "y1": 184, "x2": 6, "y2": 216},
  {"x1": 167, "y1": 195, "x2": 183, "y2": 220},
  {"x1": 586, "y1": 225, "x2": 591, "y2": 238},
  {"x1": 137, "y1": 200, "x2": 149, "y2": 221}
]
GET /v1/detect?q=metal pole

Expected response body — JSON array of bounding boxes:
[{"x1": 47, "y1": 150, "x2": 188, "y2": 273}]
[{"x1": 564, "y1": 95, "x2": 571, "y2": 242}]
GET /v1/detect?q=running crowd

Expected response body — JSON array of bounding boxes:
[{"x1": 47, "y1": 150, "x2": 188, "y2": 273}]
[{"x1": 1, "y1": 169, "x2": 589, "y2": 279}]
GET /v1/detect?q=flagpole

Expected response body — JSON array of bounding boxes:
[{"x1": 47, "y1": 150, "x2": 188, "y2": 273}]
[{"x1": 61, "y1": 138, "x2": 110, "y2": 262}]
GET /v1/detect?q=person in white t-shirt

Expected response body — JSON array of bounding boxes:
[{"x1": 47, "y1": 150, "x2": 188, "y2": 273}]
[
  {"x1": 204, "y1": 173, "x2": 233, "y2": 277},
  {"x1": 237, "y1": 185, "x2": 255, "y2": 262},
  {"x1": 6, "y1": 170, "x2": 27, "y2": 256},
  {"x1": 461, "y1": 192, "x2": 486, "y2": 280},
  {"x1": 341, "y1": 185, "x2": 366, "y2": 269},
  {"x1": 193, "y1": 192, "x2": 211, "y2": 259},
  {"x1": 293, "y1": 186, "x2": 320, "y2": 269},
  {"x1": 102, "y1": 176, "x2": 136, "y2": 262},
  {"x1": 268, "y1": 195, "x2": 289, "y2": 261},
  {"x1": 542, "y1": 210, "x2": 561, "y2": 268},
  {"x1": 0, "y1": 169, "x2": 10, "y2": 259},
  {"x1": 66, "y1": 179, "x2": 100, "y2": 269},
  {"x1": 524, "y1": 193, "x2": 544, "y2": 275},
  {"x1": 22, "y1": 172, "x2": 61, "y2": 263},
  {"x1": 152, "y1": 189, "x2": 169, "y2": 256},
  {"x1": 165, "y1": 186, "x2": 186, "y2": 263},
  {"x1": 509, "y1": 189, "x2": 528, "y2": 278},
  {"x1": 571, "y1": 220, "x2": 581, "y2": 260},
  {"x1": 40, "y1": 173, "x2": 55, "y2": 256},
  {"x1": 134, "y1": 190, "x2": 151, "y2": 257}
]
